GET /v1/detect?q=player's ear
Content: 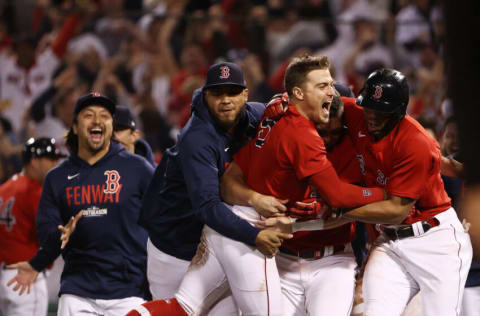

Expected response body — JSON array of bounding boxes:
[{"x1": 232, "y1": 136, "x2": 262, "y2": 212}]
[
  {"x1": 242, "y1": 88, "x2": 249, "y2": 101},
  {"x1": 292, "y1": 86, "x2": 304, "y2": 101}
]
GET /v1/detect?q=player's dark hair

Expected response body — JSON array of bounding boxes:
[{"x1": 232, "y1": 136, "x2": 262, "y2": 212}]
[
  {"x1": 284, "y1": 55, "x2": 330, "y2": 97},
  {"x1": 442, "y1": 116, "x2": 457, "y2": 132},
  {"x1": 65, "y1": 125, "x2": 78, "y2": 153},
  {"x1": 329, "y1": 96, "x2": 344, "y2": 119}
]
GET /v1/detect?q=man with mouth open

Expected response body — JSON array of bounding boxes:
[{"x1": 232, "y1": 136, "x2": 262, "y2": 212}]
[
  {"x1": 126, "y1": 56, "x2": 385, "y2": 316},
  {"x1": 7, "y1": 92, "x2": 155, "y2": 315}
]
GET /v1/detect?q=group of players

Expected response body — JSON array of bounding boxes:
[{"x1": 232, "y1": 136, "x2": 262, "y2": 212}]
[{"x1": 0, "y1": 55, "x2": 473, "y2": 316}]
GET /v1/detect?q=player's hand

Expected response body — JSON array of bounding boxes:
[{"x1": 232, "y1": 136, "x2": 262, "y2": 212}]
[
  {"x1": 251, "y1": 194, "x2": 288, "y2": 218},
  {"x1": 58, "y1": 211, "x2": 83, "y2": 249},
  {"x1": 287, "y1": 198, "x2": 324, "y2": 219},
  {"x1": 440, "y1": 156, "x2": 464, "y2": 178},
  {"x1": 5, "y1": 262, "x2": 39, "y2": 295},
  {"x1": 264, "y1": 92, "x2": 288, "y2": 120},
  {"x1": 255, "y1": 229, "x2": 293, "y2": 258},
  {"x1": 256, "y1": 216, "x2": 294, "y2": 234}
]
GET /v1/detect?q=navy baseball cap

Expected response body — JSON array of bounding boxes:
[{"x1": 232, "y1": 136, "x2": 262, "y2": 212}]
[
  {"x1": 114, "y1": 105, "x2": 136, "y2": 130},
  {"x1": 74, "y1": 92, "x2": 116, "y2": 117},
  {"x1": 203, "y1": 62, "x2": 246, "y2": 90}
]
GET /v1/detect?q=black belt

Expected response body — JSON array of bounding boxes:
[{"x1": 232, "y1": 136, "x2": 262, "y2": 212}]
[
  {"x1": 279, "y1": 245, "x2": 345, "y2": 259},
  {"x1": 381, "y1": 218, "x2": 440, "y2": 241}
]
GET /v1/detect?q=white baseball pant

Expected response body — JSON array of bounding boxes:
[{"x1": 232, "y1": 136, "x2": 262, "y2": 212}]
[
  {"x1": 277, "y1": 247, "x2": 357, "y2": 316},
  {"x1": 176, "y1": 205, "x2": 283, "y2": 316},
  {"x1": 363, "y1": 208, "x2": 473, "y2": 316},
  {"x1": 147, "y1": 238, "x2": 240, "y2": 316},
  {"x1": 461, "y1": 286, "x2": 480, "y2": 316},
  {"x1": 147, "y1": 238, "x2": 190, "y2": 299},
  {"x1": 0, "y1": 268, "x2": 48, "y2": 316},
  {"x1": 57, "y1": 293, "x2": 145, "y2": 315}
]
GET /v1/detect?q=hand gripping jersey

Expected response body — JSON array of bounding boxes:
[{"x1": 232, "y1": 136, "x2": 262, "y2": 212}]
[
  {"x1": 342, "y1": 97, "x2": 451, "y2": 224},
  {"x1": 234, "y1": 105, "x2": 383, "y2": 251},
  {"x1": 0, "y1": 174, "x2": 42, "y2": 265}
]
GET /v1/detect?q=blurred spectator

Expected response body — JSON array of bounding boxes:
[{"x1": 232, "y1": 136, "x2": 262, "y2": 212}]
[
  {"x1": 167, "y1": 42, "x2": 208, "y2": 127},
  {"x1": 440, "y1": 116, "x2": 460, "y2": 157},
  {"x1": 343, "y1": 17, "x2": 393, "y2": 94},
  {"x1": 0, "y1": 118, "x2": 21, "y2": 183},
  {"x1": 0, "y1": 12, "x2": 79, "y2": 137},
  {"x1": 416, "y1": 115, "x2": 438, "y2": 141},
  {"x1": 395, "y1": 0, "x2": 442, "y2": 67},
  {"x1": 316, "y1": 0, "x2": 388, "y2": 83}
]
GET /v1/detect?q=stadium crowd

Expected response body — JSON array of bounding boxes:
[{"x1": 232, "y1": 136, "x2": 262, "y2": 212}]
[
  {"x1": 0, "y1": 0, "x2": 449, "y2": 181},
  {"x1": 2, "y1": 0, "x2": 475, "y2": 316}
]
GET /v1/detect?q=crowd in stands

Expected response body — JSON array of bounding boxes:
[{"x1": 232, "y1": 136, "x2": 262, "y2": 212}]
[{"x1": 0, "y1": 0, "x2": 449, "y2": 184}]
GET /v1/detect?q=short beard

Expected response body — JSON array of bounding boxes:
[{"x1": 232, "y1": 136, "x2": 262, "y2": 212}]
[
  {"x1": 86, "y1": 138, "x2": 107, "y2": 154},
  {"x1": 370, "y1": 114, "x2": 403, "y2": 141},
  {"x1": 211, "y1": 104, "x2": 246, "y2": 131}
]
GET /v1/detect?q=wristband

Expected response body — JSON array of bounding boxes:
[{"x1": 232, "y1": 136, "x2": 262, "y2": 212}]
[{"x1": 291, "y1": 217, "x2": 325, "y2": 232}]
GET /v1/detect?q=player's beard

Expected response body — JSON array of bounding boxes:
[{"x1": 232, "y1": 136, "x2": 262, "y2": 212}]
[
  {"x1": 211, "y1": 103, "x2": 246, "y2": 131},
  {"x1": 367, "y1": 114, "x2": 402, "y2": 141}
]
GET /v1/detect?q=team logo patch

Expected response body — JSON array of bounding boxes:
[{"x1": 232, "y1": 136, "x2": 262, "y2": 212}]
[
  {"x1": 81, "y1": 206, "x2": 108, "y2": 217},
  {"x1": 104, "y1": 170, "x2": 121, "y2": 194},
  {"x1": 376, "y1": 169, "x2": 388, "y2": 186},
  {"x1": 373, "y1": 85, "x2": 382, "y2": 99},
  {"x1": 356, "y1": 154, "x2": 366, "y2": 175},
  {"x1": 219, "y1": 66, "x2": 230, "y2": 79},
  {"x1": 362, "y1": 189, "x2": 372, "y2": 197}
]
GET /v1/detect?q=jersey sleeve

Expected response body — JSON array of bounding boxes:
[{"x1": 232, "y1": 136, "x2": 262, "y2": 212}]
[
  {"x1": 179, "y1": 132, "x2": 260, "y2": 246},
  {"x1": 29, "y1": 174, "x2": 62, "y2": 271},
  {"x1": 386, "y1": 134, "x2": 437, "y2": 200},
  {"x1": 279, "y1": 126, "x2": 331, "y2": 180}
]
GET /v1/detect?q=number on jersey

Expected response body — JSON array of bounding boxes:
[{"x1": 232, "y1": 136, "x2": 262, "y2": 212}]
[
  {"x1": 0, "y1": 197, "x2": 16, "y2": 231},
  {"x1": 255, "y1": 119, "x2": 277, "y2": 148}
]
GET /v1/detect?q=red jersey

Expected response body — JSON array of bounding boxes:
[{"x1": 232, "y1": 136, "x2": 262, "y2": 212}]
[
  {"x1": 235, "y1": 106, "x2": 371, "y2": 250},
  {"x1": 0, "y1": 173, "x2": 42, "y2": 265},
  {"x1": 342, "y1": 97, "x2": 451, "y2": 224},
  {"x1": 327, "y1": 135, "x2": 362, "y2": 185}
]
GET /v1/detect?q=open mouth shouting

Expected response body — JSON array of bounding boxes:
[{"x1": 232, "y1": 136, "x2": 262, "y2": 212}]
[{"x1": 88, "y1": 126, "x2": 104, "y2": 145}]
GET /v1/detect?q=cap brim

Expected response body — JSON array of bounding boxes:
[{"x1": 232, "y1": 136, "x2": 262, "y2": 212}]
[
  {"x1": 76, "y1": 96, "x2": 116, "y2": 116},
  {"x1": 203, "y1": 82, "x2": 246, "y2": 90}
]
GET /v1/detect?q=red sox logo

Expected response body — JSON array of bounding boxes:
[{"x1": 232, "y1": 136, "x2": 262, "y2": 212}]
[
  {"x1": 104, "y1": 170, "x2": 121, "y2": 194},
  {"x1": 219, "y1": 66, "x2": 230, "y2": 79},
  {"x1": 373, "y1": 85, "x2": 383, "y2": 99}
]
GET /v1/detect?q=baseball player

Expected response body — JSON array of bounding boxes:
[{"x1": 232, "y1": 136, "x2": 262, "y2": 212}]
[
  {"x1": 267, "y1": 69, "x2": 473, "y2": 316},
  {"x1": 0, "y1": 137, "x2": 63, "y2": 316},
  {"x1": 114, "y1": 105, "x2": 156, "y2": 167},
  {"x1": 135, "y1": 62, "x2": 290, "y2": 314},
  {"x1": 7, "y1": 92, "x2": 154, "y2": 315},
  {"x1": 126, "y1": 56, "x2": 386, "y2": 316},
  {"x1": 340, "y1": 69, "x2": 472, "y2": 316}
]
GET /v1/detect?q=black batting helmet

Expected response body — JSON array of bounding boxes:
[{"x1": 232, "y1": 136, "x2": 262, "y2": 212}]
[
  {"x1": 22, "y1": 137, "x2": 65, "y2": 165},
  {"x1": 356, "y1": 68, "x2": 409, "y2": 116}
]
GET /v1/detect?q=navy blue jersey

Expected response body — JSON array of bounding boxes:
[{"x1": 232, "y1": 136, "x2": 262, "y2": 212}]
[
  {"x1": 29, "y1": 141, "x2": 154, "y2": 299},
  {"x1": 139, "y1": 89, "x2": 265, "y2": 261}
]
